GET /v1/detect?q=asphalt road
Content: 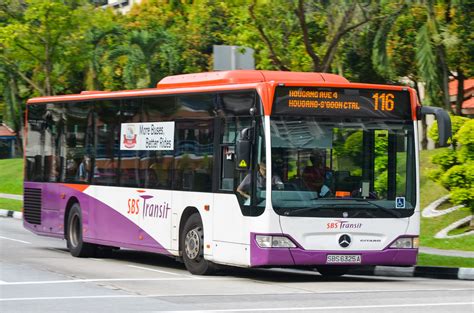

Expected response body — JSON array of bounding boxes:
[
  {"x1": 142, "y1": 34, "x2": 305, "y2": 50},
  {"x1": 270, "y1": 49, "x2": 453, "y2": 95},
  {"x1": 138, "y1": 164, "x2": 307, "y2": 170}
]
[{"x1": 1, "y1": 217, "x2": 473, "y2": 313}]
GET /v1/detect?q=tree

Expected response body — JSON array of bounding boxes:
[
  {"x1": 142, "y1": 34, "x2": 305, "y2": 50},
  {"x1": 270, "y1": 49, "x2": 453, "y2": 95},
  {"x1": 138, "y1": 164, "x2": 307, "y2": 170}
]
[
  {"x1": 372, "y1": 1, "x2": 474, "y2": 114},
  {"x1": 0, "y1": 0, "x2": 95, "y2": 96},
  {"x1": 126, "y1": 0, "x2": 233, "y2": 75},
  {"x1": 231, "y1": 0, "x2": 386, "y2": 72},
  {"x1": 83, "y1": 9, "x2": 124, "y2": 91},
  {"x1": 109, "y1": 29, "x2": 178, "y2": 89}
]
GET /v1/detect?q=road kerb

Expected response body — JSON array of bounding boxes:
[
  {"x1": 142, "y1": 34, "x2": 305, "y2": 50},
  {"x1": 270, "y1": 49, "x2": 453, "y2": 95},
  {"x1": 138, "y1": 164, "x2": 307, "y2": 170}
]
[{"x1": 0, "y1": 209, "x2": 22, "y2": 219}]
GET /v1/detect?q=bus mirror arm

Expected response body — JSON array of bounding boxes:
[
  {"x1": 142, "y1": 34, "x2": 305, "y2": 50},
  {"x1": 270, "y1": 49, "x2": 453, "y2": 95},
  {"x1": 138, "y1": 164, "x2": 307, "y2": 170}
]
[{"x1": 418, "y1": 106, "x2": 452, "y2": 147}]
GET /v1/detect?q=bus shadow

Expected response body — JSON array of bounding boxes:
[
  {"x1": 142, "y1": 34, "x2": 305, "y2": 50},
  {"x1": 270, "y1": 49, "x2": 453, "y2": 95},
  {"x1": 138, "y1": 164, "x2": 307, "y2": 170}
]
[
  {"x1": 220, "y1": 267, "x2": 395, "y2": 283},
  {"x1": 100, "y1": 249, "x2": 396, "y2": 283}
]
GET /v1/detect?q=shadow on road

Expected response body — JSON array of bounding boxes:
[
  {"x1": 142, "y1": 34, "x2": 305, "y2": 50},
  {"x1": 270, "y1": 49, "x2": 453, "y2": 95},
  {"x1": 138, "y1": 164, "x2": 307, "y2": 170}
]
[{"x1": 43, "y1": 247, "x2": 395, "y2": 283}]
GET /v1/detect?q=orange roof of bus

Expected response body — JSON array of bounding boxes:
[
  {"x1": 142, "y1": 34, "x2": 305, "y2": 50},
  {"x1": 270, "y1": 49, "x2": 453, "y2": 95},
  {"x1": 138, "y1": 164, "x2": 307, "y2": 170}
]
[
  {"x1": 156, "y1": 70, "x2": 349, "y2": 88},
  {"x1": 27, "y1": 70, "x2": 348, "y2": 104}
]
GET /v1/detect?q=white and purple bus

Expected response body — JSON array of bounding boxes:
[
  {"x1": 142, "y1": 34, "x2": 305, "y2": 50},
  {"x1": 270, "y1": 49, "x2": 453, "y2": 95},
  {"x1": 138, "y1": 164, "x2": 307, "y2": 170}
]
[{"x1": 23, "y1": 71, "x2": 451, "y2": 275}]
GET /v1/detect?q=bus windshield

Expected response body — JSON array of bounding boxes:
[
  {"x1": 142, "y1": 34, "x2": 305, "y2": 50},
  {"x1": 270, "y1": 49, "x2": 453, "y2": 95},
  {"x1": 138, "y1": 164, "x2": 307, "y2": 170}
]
[{"x1": 270, "y1": 117, "x2": 416, "y2": 218}]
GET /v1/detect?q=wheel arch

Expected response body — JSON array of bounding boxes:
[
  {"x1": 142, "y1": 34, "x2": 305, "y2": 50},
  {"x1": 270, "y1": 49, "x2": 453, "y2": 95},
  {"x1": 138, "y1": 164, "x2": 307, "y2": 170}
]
[{"x1": 178, "y1": 206, "x2": 200, "y2": 253}]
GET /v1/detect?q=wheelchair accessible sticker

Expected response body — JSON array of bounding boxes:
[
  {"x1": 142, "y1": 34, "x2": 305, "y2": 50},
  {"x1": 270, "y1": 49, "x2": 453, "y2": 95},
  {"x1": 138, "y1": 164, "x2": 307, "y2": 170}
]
[{"x1": 395, "y1": 197, "x2": 406, "y2": 209}]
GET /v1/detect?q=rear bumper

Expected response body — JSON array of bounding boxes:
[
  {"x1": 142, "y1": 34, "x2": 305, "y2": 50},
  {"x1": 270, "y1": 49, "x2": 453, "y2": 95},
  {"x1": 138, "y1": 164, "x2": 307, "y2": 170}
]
[{"x1": 250, "y1": 233, "x2": 418, "y2": 267}]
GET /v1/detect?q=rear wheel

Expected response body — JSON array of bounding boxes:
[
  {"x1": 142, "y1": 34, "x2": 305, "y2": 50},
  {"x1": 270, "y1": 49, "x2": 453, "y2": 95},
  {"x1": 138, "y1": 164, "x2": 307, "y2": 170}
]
[
  {"x1": 181, "y1": 213, "x2": 216, "y2": 275},
  {"x1": 316, "y1": 265, "x2": 348, "y2": 277},
  {"x1": 66, "y1": 203, "x2": 96, "y2": 257}
]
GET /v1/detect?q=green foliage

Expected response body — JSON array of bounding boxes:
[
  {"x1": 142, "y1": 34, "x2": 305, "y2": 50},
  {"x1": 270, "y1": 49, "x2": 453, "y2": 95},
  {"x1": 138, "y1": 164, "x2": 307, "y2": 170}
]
[
  {"x1": 440, "y1": 163, "x2": 473, "y2": 190},
  {"x1": 429, "y1": 117, "x2": 474, "y2": 212},
  {"x1": 454, "y1": 119, "x2": 474, "y2": 162},
  {"x1": 449, "y1": 187, "x2": 474, "y2": 209},
  {"x1": 430, "y1": 148, "x2": 458, "y2": 171},
  {"x1": 428, "y1": 114, "x2": 468, "y2": 145},
  {"x1": 1, "y1": 0, "x2": 96, "y2": 95},
  {"x1": 343, "y1": 131, "x2": 363, "y2": 160},
  {"x1": 415, "y1": 20, "x2": 442, "y2": 106}
]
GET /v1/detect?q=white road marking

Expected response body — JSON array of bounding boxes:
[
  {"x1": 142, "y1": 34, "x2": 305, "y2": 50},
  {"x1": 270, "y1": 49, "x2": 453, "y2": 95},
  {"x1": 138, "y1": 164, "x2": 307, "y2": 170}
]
[
  {"x1": 161, "y1": 302, "x2": 474, "y2": 312},
  {"x1": 0, "y1": 278, "x2": 201, "y2": 285},
  {"x1": 0, "y1": 235, "x2": 31, "y2": 244},
  {"x1": 89, "y1": 258, "x2": 103, "y2": 261},
  {"x1": 127, "y1": 265, "x2": 195, "y2": 277},
  {"x1": 0, "y1": 295, "x2": 143, "y2": 301}
]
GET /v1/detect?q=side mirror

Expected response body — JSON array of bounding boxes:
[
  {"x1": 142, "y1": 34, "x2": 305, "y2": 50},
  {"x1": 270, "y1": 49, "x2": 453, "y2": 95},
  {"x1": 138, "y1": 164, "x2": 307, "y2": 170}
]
[
  {"x1": 418, "y1": 106, "x2": 452, "y2": 147},
  {"x1": 236, "y1": 127, "x2": 254, "y2": 170}
]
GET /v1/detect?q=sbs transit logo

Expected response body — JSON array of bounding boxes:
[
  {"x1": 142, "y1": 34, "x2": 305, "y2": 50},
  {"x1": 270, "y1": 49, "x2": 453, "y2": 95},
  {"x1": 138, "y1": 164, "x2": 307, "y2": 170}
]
[
  {"x1": 327, "y1": 220, "x2": 362, "y2": 230},
  {"x1": 127, "y1": 190, "x2": 171, "y2": 219},
  {"x1": 123, "y1": 125, "x2": 137, "y2": 148}
]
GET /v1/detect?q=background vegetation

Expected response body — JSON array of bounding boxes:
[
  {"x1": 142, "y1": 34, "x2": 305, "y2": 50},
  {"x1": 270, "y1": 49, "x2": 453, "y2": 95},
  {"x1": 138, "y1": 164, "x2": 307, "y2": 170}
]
[
  {"x1": 1, "y1": 0, "x2": 473, "y2": 151},
  {"x1": 428, "y1": 116, "x2": 474, "y2": 228}
]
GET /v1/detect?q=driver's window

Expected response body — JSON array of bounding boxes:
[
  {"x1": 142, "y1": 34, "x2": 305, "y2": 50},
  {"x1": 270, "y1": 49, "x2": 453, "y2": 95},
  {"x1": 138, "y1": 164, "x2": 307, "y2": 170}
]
[
  {"x1": 234, "y1": 121, "x2": 266, "y2": 214},
  {"x1": 217, "y1": 91, "x2": 265, "y2": 216}
]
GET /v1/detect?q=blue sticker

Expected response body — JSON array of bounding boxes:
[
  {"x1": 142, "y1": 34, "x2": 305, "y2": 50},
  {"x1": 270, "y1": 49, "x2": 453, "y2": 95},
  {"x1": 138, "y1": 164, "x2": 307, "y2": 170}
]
[{"x1": 395, "y1": 197, "x2": 406, "y2": 209}]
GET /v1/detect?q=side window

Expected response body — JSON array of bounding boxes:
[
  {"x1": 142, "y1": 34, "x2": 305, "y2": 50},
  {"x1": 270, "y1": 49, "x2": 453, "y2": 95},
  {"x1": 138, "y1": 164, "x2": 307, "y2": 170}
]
[
  {"x1": 217, "y1": 91, "x2": 257, "y2": 192},
  {"x1": 216, "y1": 91, "x2": 268, "y2": 216},
  {"x1": 64, "y1": 102, "x2": 93, "y2": 183},
  {"x1": 173, "y1": 94, "x2": 215, "y2": 192},
  {"x1": 25, "y1": 104, "x2": 47, "y2": 182},
  {"x1": 219, "y1": 116, "x2": 252, "y2": 191},
  {"x1": 119, "y1": 98, "x2": 142, "y2": 187},
  {"x1": 141, "y1": 96, "x2": 176, "y2": 189},
  {"x1": 93, "y1": 100, "x2": 120, "y2": 186}
]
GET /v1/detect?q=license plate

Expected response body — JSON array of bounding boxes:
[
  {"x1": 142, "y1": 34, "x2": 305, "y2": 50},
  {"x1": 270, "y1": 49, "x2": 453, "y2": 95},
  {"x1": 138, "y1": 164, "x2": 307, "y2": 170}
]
[{"x1": 326, "y1": 254, "x2": 361, "y2": 264}]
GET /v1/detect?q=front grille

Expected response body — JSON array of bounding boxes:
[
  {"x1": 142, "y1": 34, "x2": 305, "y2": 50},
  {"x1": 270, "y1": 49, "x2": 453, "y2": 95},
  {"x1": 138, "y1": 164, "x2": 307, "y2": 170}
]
[{"x1": 24, "y1": 188, "x2": 42, "y2": 225}]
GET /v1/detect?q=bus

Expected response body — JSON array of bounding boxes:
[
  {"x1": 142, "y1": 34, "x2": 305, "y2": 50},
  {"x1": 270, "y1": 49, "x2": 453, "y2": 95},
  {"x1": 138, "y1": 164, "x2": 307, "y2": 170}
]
[{"x1": 23, "y1": 70, "x2": 451, "y2": 276}]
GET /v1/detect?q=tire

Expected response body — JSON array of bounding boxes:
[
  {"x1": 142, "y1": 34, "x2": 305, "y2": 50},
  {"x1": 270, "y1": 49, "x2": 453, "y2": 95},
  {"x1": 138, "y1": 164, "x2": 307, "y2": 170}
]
[
  {"x1": 181, "y1": 213, "x2": 216, "y2": 275},
  {"x1": 66, "y1": 203, "x2": 96, "y2": 257},
  {"x1": 316, "y1": 265, "x2": 348, "y2": 277}
]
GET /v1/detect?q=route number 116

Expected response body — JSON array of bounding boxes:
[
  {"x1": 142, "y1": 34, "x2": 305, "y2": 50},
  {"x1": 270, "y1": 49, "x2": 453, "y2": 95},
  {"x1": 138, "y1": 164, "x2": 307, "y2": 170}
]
[{"x1": 372, "y1": 93, "x2": 395, "y2": 111}]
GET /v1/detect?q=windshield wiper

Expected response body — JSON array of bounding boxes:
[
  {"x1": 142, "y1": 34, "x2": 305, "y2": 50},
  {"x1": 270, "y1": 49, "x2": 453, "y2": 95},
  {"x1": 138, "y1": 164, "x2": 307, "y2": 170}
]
[
  {"x1": 283, "y1": 200, "x2": 402, "y2": 218},
  {"x1": 353, "y1": 199, "x2": 402, "y2": 218},
  {"x1": 283, "y1": 206, "x2": 335, "y2": 216}
]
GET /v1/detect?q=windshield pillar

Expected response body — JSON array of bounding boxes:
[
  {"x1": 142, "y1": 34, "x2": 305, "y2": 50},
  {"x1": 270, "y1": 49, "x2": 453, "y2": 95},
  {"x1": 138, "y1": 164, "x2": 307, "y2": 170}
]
[
  {"x1": 362, "y1": 131, "x2": 375, "y2": 191},
  {"x1": 387, "y1": 134, "x2": 397, "y2": 200}
]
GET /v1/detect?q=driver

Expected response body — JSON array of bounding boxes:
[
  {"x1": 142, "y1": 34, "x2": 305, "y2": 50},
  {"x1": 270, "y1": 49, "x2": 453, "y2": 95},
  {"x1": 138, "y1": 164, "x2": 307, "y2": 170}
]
[
  {"x1": 302, "y1": 153, "x2": 332, "y2": 197},
  {"x1": 237, "y1": 162, "x2": 283, "y2": 199}
]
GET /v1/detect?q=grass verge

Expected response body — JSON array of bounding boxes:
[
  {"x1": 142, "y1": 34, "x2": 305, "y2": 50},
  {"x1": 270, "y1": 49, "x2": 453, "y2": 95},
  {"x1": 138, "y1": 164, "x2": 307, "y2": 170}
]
[
  {"x1": 419, "y1": 148, "x2": 474, "y2": 252},
  {"x1": 0, "y1": 198, "x2": 22, "y2": 212},
  {"x1": 418, "y1": 253, "x2": 474, "y2": 268},
  {"x1": 0, "y1": 158, "x2": 23, "y2": 194}
]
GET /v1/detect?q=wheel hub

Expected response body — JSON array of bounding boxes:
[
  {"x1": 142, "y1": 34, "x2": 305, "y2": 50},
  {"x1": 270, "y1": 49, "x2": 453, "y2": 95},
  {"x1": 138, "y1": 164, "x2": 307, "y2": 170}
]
[{"x1": 184, "y1": 228, "x2": 202, "y2": 260}]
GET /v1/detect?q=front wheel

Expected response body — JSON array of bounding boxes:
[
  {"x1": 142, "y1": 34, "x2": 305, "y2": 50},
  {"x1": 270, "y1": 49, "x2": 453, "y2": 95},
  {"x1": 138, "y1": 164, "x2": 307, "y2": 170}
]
[
  {"x1": 181, "y1": 213, "x2": 216, "y2": 275},
  {"x1": 66, "y1": 203, "x2": 96, "y2": 257}
]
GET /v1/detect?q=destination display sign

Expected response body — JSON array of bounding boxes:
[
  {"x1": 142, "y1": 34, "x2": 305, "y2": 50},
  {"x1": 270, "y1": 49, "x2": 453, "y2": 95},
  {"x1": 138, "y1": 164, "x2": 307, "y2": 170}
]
[{"x1": 272, "y1": 87, "x2": 412, "y2": 120}]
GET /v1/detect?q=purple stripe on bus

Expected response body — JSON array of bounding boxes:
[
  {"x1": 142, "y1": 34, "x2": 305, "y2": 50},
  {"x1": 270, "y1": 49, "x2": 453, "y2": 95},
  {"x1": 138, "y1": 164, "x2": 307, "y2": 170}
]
[
  {"x1": 23, "y1": 182, "x2": 171, "y2": 256},
  {"x1": 250, "y1": 233, "x2": 417, "y2": 267}
]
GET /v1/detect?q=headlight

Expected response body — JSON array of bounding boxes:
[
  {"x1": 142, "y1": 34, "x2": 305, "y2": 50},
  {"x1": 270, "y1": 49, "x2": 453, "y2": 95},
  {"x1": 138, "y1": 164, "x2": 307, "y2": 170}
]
[
  {"x1": 255, "y1": 235, "x2": 296, "y2": 248},
  {"x1": 390, "y1": 237, "x2": 419, "y2": 249}
]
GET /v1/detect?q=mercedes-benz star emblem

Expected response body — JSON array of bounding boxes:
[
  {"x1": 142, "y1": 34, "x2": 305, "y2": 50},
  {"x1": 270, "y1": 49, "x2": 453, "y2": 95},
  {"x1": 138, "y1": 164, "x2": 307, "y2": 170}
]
[{"x1": 338, "y1": 234, "x2": 351, "y2": 248}]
